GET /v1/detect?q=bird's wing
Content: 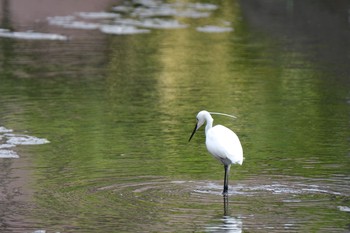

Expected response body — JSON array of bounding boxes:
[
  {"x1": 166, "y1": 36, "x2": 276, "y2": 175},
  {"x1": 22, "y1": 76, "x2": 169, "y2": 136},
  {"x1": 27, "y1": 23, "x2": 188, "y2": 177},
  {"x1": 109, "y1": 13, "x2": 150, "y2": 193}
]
[{"x1": 206, "y1": 125, "x2": 243, "y2": 165}]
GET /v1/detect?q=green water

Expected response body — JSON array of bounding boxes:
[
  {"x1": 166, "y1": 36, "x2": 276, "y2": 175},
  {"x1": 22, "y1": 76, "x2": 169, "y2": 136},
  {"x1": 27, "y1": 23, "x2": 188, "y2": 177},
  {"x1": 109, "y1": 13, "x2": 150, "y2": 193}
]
[{"x1": 0, "y1": 1, "x2": 349, "y2": 232}]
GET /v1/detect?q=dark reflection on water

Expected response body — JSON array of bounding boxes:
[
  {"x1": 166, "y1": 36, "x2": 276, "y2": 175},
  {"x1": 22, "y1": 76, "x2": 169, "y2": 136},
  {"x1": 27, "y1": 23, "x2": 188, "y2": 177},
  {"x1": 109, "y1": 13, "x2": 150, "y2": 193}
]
[
  {"x1": 205, "y1": 197, "x2": 243, "y2": 233},
  {"x1": 239, "y1": 0, "x2": 350, "y2": 81},
  {"x1": 204, "y1": 196, "x2": 243, "y2": 233},
  {"x1": 0, "y1": 0, "x2": 349, "y2": 232}
]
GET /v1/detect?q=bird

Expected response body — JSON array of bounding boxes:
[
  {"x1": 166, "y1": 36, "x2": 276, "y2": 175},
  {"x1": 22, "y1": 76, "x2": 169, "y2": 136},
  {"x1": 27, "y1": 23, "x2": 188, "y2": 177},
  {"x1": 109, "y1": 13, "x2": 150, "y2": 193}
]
[{"x1": 188, "y1": 110, "x2": 243, "y2": 196}]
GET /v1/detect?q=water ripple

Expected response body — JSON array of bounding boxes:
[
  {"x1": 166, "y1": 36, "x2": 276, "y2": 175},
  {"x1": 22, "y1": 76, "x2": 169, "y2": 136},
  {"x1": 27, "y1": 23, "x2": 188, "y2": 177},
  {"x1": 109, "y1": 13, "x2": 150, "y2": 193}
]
[{"x1": 96, "y1": 175, "x2": 349, "y2": 203}]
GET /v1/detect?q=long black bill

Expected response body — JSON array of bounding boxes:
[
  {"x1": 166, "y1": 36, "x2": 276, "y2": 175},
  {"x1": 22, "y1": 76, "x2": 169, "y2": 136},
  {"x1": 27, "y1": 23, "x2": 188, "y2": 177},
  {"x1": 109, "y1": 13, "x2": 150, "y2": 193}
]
[{"x1": 188, "y1": 123, "x2": 198, "y2": 142}]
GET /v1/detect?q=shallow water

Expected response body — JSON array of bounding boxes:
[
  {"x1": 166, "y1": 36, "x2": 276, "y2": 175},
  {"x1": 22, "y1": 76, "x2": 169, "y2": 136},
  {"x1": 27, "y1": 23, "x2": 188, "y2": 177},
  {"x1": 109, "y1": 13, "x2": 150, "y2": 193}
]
[{"x1": 0, "y1": 0, "x2": 349, "y2": 232}]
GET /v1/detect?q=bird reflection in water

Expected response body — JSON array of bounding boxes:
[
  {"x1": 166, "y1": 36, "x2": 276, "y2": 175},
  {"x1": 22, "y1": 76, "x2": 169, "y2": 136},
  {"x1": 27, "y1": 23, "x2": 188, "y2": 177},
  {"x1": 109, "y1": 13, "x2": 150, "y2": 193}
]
[{"x1": 205, "y1": 196, "x2": 243, "y2": 233}]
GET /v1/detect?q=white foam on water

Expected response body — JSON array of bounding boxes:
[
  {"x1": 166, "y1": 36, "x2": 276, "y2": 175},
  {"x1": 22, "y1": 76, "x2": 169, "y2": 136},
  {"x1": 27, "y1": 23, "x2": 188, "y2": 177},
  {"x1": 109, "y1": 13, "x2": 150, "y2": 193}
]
[
  {"x1": 187, "y1": 3, "x2": 218, "y2": 11},
  {"x1": 6, "y1": 135, "x2": 50, "y2": 145},
  {"x1": 0, "y1": 149, "x2": 19, "y2": 158},
  {"x1": 116, "y1": 18, "x2": 188, "y2": 29},
  {"x1": 177, "y1": 10, "x2": 212, "y2": 18},
  {"x1": 47, "y1": 16, "x2": 74, "y2": 26},
  {"x1": 0, "y1": 126, "x2": 13, "y2": 133},
  {"x1": 77, "y1": 12, "x2": 120, "y2": 19},
  {"x1": 196, "y1": 25, "x2": 233, "y2": 33},
  {"x1": 100, "y1": 25, "x2": 150, "y2": 35},
  {"x1": 47, "y1": 15, "x2": 75, "y2": 22},
  {"x1": 45, "y1": 1, "x2": 226, "y2": 37},
  {"x1": 61, "y1": 21, "x2": 100, "y2": 30},
  {"x1": 133, "y1": 0, "x2": 159, "y2": 7},
  {"x1": 338, "y1": 206, "x2": 350, "y2": 212},
  {"x1": 131, "y1": 6, "x2": 177, "y2": 18},
  {"x1": 112, "y1": 6, "x2": 133, "y2": 13},
  {"x1": 129, "y1": 1, "x2": 216, "y2": 18},
  {"x1": 0, "y1": 29, "x2": 67, "y2": 40},
  {"x1": 32, "y1": 230, "x2": 47, "y2": 233},
  {"x1": 0, "y1": 143, "x2": 16, "y2": 149},
  {"x1": 48, "y1": 17, "x2": 100, "y2": 30},
  {"x1": 131, "y1": 7, "x2": 211, "y2": 18},
  {"x1": 0, "y1": 127, "x2": 50, "y2": 159}
]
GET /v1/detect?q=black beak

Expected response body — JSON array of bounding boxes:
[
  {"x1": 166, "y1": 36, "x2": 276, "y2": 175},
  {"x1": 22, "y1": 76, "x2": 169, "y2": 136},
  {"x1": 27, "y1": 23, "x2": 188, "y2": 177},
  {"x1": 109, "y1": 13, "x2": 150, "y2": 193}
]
[{"x1": 188, "y1": 123, "x2": 198, "y2": 142}]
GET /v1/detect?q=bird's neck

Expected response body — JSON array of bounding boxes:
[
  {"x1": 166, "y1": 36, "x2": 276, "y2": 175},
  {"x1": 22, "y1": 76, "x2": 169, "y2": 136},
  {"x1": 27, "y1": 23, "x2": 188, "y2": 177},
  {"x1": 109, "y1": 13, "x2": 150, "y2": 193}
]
[{"x1": 205, "y1": 118, "x2": 213, "y2": 134}]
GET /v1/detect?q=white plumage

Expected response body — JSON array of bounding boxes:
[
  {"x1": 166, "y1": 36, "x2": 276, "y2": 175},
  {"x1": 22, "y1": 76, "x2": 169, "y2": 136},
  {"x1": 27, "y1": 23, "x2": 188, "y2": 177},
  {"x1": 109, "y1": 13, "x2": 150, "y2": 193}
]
[
  {"x1": 206, "y1": 125, "x2": 243, "y2": 166},
  {"x1": 189, "y1": 110, "x2": 243, "y2": 195}
]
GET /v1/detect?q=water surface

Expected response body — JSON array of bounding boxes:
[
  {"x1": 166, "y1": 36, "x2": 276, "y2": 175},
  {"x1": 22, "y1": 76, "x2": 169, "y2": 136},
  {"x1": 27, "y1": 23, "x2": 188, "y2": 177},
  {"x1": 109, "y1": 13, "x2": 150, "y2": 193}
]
[{"x1": 0, "y1": 0, "x2": 349, "y2": 232}]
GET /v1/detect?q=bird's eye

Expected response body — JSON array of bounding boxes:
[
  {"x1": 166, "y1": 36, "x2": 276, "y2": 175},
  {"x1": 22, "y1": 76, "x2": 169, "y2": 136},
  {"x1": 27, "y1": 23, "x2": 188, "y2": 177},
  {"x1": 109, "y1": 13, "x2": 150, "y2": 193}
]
[{"x1": 196, "y1": 117, "x2": 199, "y2": 121}]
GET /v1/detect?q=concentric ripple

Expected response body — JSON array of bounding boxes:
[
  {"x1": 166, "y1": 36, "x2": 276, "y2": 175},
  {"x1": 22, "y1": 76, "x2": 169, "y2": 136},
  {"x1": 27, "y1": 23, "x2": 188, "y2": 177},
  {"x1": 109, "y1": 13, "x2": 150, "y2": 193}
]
[{"x1": 96, "y1": 175, "x2": 349, "y2": 203}]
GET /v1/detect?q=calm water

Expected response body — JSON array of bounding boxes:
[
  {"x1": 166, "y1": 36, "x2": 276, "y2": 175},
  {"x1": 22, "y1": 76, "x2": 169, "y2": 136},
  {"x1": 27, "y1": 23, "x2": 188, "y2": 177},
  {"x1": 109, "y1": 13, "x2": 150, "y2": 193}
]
[{"x1": 0, "y1": 0, "x2": 349, "y2": 232}]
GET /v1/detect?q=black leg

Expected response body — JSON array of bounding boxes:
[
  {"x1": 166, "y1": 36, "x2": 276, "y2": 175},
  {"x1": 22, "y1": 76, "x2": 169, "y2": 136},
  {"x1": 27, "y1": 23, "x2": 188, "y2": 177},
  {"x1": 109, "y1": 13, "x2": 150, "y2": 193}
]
[
  {"x1": 223, "y1": 165, "x2": 231, "y2": 196},
  {"x1": 223, "y1": 194, "x2": 229, "y2": 216}
]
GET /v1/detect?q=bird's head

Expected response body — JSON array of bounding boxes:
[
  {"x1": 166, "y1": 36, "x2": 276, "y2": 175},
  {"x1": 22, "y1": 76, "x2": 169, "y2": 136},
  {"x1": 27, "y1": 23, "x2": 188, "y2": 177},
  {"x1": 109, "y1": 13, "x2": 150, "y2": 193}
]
[{"x1": 188, "y1": 110, "x2": 213, "y2": 142}]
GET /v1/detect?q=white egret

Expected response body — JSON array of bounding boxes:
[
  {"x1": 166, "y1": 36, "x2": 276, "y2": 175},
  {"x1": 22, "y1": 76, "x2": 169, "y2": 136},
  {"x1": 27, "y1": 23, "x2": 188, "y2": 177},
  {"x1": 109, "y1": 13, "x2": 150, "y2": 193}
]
[{"x1": 189, "y1": 110, "x2": 243, "y2": 196}]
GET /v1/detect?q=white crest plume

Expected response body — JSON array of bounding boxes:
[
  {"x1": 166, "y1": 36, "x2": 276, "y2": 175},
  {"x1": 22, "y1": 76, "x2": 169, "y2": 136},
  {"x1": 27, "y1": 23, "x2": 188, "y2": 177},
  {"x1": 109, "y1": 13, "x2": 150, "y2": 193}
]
[{"x1": 209, "y1": 112, "x2": 237, "y2": 119}]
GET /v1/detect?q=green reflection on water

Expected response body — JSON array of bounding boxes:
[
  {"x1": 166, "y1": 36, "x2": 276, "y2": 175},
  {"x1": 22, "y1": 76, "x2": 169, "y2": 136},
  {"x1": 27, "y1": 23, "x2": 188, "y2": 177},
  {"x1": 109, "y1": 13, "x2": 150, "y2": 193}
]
[{"x1": 0, "y1": 0, "x2": 349, "y2": 232}]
